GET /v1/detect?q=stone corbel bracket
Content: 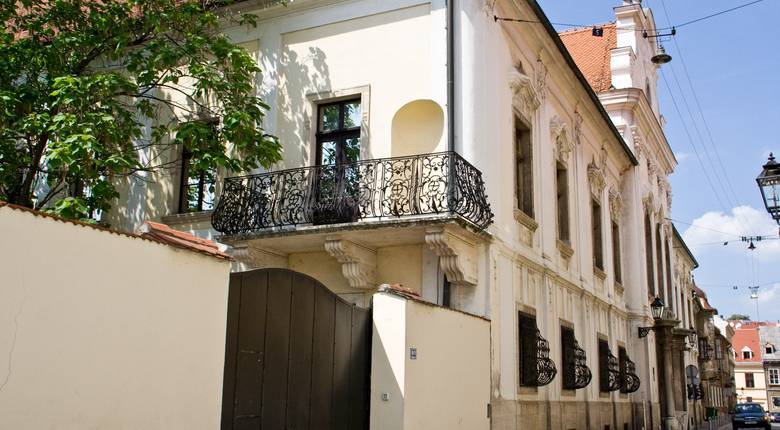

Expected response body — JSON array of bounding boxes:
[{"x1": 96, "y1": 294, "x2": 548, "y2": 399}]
[
  {"x1": 324, "y1": 237, "x2": 377, "y2": 289},
  {"x1": 425, "y1": 226, "x2": 478, "y2": 287},
  {"x1": 230, "y1": 243, "x2": 288, "y2": 269}
]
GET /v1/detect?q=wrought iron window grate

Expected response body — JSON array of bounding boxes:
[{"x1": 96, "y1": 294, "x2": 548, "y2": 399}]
[
  {"x1": 211, "y1": 151, "x2": 494, "y2": 234},
  {"x1": 562, "y1": 327, "x2": 591, "y2": 390},
  {"x1": 534, "y1": 329, "x2": 558, "y2": 387},
  {"x1": 621, "y1": 356, "x2": 641, "y2": 393},
  {"x1": 600, "y1": 342, "x2": 621, "y2": 392}
]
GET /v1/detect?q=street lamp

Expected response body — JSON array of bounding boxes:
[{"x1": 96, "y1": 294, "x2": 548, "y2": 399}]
[
  {"x1": 638, "y1": 297, "x2": 666, "y2": 338},
  {"x1": 756, "y1": 153, "x2": 780, "y2": 224}
]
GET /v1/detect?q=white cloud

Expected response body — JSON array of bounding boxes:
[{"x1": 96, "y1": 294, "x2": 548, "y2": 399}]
[
  {"x1": 675, "y1": 152, "x2": 692, "y2": 162},
  {"x1": 681, "y1": 205, "x2": 780, "y2": 261}
]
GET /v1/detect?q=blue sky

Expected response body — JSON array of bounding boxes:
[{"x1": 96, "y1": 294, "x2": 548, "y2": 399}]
[{"x1": 539, "y1": 0, "x2": 780, "y2": 320}]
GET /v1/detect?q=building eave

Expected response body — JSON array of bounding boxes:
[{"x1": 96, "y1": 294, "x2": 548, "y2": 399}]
[
  {"x1": 526, "y1": 0, "x2": 638, "y2": 166},
  {"x1": 598, "y1": 87, "x2": 677, "y2": 171}
]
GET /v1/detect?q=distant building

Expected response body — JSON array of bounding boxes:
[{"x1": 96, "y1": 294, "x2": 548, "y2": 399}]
[
  {"x1": 732, "y1": 321, "x2": 771, "y2": 408},
  {"x1": 759, "y1": 323, "x2": 780, "y2": 410}
]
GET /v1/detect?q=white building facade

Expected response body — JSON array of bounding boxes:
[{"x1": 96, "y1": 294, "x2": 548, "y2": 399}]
[{"x1": 98, "y1": 0, "x2": 705, "y2": 429}]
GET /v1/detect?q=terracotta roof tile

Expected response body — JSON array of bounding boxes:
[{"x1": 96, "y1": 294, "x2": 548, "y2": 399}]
[
  {"x1": 559, "y1": 24, "x2": 616, "y2": 93},
  {"x1": 0, "y1": 200, "x2": 230, "y2": 261},
  {"x1": 136, "y1": 221, "x2": 231, "y2": 260},
  {"x1": 732, "y1": 326, "x2": 762, "y2": 363},
  {"x1": 693, "y1": 285, "x2": 717, "y2": 313}
]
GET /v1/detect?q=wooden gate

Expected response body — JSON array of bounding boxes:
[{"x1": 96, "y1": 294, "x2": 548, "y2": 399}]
[{"x1": 221, "y1": 269, "x2": 371, "y2": 430}]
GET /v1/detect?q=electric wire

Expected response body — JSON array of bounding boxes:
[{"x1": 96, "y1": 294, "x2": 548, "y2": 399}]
[
  {"x1": 660, "y1": 70, "x2": 730, "y2": 212},
  {"x1": 656, "y1": 0, "x2": 742, "y2": 206},
  {"x1": 658, "y1": 0, "x2": 765, "y2": 30},
  {"x1": 495, "y1": 0, "x2": 767, "y2": 35}
]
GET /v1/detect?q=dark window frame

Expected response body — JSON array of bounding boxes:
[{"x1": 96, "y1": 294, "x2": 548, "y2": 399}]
[
  {"x1": 746, "y1": 372, "x2": 755, "y2": 388},
  {"x1": 315, "y1": 98, "x2": 361, "y2": 166},
  {"x1": 514, "y1": 117, "x2": 534, "y2": 218},
  {"x1": 556, "y1": 161, "x2": 570, "y2": 244},
  {"x1": 518, "y1": 311, "x2": 538, "y2": 387},
  {"x1": 178, "y1": 121, "x2": 218, "y2": 214},
  {"x1": 561, "y1": 326, "x2": 576, "y2": 389},
  {"x1": 644, "y1": 212, "x2": 655, "y2": 296},
  {"x1": 612, "y1": 220, "x2": 622, "y2": 284},
  {"x1": 592, "y1": 198, "x2": 604, "y2": 271}
]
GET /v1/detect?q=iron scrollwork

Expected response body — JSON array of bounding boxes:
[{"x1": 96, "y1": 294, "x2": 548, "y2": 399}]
[
  {"x1": 535, "y1": 329, "x2": 557, "y2": 386},
  {"x1": 601, "y1": 348, "x2": 621, "y2": 392},
  {"x1": 686, "y1": 383, "x2": 705, "y2": 400},
  {"x1": 211, "y1": 151, "x2": 494, "y2": 234},
  {"x1": 621, "y1": 357, "x2": 641, "y2": 393},
  {"x1": 571, "y1": 340, "x2": 593, "y2": 389}
]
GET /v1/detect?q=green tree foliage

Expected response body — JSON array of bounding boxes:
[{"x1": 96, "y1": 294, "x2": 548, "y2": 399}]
[
  {"x1": 0, "y1": 0, "x2": 282, "y2": 220},
  {"x1": 727, "y1": 314, "x2": 751, "y2": 321}
]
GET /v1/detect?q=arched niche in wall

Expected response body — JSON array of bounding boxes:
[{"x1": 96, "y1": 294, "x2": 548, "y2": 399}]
[{"x1": 391, "y1": 99, "x2": 444, "y2": 157}]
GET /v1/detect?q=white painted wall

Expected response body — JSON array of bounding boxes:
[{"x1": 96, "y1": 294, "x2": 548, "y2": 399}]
[
  {"x1": 0, "y1": 205, "x2": 231, "y2": 429},
  {"x1": 371, "y1": 291, "x2": 490, "y2": 430}
]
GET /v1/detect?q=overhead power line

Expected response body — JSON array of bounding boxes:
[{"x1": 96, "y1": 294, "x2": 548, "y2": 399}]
[
  {"x1": 660, "y1": 0, "x2": 766, "y2": 30},
  {"x1": 660, "y1": 70, "x2": 731, "y2": 213},
  {"x1": 656, "y1": 0, "x2": 742, "y2": 206},
  {"x1": 494, "y1": 0, "x2": 767, "y2": 37}
]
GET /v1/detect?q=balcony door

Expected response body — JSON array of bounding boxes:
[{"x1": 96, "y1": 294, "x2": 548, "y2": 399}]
[{"x1": 312, "y1": 99, "x2": 362, "y2": 224}]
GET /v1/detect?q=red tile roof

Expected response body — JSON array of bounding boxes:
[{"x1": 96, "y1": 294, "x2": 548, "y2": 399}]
[
  {"x1": 0, "y1": 201, "x2": 230, "y2": 261},
  {"x1": 732, "y1": 326, "x2": 762, "y2": 363},
  {"x1": 693, "y1": 285, "x2": 717, "y2": 313},
  {"x1": 559, "y1": 24, "x2": 616, "y2": 94},
  {"x1": 137, "y1": 221, "x2": 231, "y2": 260}
]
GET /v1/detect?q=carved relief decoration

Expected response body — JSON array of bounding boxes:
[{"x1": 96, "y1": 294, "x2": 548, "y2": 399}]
[
  {"x1": 535, "y1": 57, "x2": 548, "y2": 101},
  {"x1": 587, "y1": 150, "x2": 607, "y2": 199},
  {"x1": 630, "y1": 125, "x2": 645, "y2": 159},
  {"x1": 324, "y1": 237, "x2": 377, "y2": 289},
  {"x1": 550, "y1": 115, "x2": 572, "y2": 162},
  {"x1": 609, "y1": 187, "x2": 623, "y2": 220},
  {"x1": 573, "y1": 110, "x2": 583, "y2": 146},
  {"x1": 425, "y1": 226, "x2": 478, "y2": 287},
  {"x1": 508, "y1": 66, "x2": 540, "y2": 120}
]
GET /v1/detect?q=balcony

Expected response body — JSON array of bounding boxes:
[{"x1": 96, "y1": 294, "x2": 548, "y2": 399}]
[
  {"x1": 211, "y1": 152, "x2": 494, "y2": 295},
  {"x1": 212, "y1": 151, "x2": 493, "y2": 234}
]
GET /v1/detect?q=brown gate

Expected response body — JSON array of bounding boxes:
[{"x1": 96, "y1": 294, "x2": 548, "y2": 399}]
[{"x1": 221, "y1": 268, "x2": 371, "y2": 430}]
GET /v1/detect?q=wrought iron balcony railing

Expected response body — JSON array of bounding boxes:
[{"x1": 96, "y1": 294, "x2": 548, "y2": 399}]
[{"x1": 211, "y1": 151, "x2": 494, "y2": 235}]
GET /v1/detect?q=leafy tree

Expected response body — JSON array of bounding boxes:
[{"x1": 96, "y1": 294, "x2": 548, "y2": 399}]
[
  {"x1": 0, "y1": 0, "x2": 282, "y2": 220},
  {"x1": 727, "y1": 314, "x2": 751, "y2": 321}
]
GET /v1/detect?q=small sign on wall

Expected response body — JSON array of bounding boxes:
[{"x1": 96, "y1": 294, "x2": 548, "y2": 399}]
[{"x1": 410, "y1": 348, "x2": 417, "y2": 360}]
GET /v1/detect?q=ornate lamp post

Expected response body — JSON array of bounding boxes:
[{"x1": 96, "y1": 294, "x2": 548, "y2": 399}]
[
  {"x1": 638, "y1": 297, "x2": 666, "y2": 338},
  {"x1": 756, "y1": 153, "x2": 780, "y2": 224}
]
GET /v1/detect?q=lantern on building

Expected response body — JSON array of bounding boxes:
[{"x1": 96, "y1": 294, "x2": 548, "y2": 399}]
[
  {"x1": 756, "y1": 153, "x2": 780, "y2": 224},
  {"x1": 650, "y1": 297, "x2": 665, "y2": 320}
]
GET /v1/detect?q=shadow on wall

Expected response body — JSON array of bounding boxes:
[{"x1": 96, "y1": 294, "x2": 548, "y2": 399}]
[
  {"x1": 391, "y1": 100, "x2": 444, "y2": 157},
  {"x1": 278, "y1": 46, "x2": 331, "y2": 168}
]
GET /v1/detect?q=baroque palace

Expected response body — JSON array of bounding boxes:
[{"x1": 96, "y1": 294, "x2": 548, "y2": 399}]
[{"x1": 90, "y1": 0, "x2": 732, "y2": 429}]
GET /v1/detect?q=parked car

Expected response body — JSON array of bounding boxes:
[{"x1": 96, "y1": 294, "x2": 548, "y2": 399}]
[
  {"x1": 770, "y1": 412, "x2": 780, "y2": 423},
  {"x1": 732, "y1": 403, "x2": 771, "y2": 429}
]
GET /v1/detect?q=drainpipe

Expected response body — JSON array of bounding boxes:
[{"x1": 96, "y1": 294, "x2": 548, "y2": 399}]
[{"x1": 446, "y1": 0, "x2": 455, "y2": 153}]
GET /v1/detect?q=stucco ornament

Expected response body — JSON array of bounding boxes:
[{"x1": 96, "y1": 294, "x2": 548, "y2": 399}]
[
  {"x1": 425, "y1": 226, "x2": 478, "y2": 287},
  {"x1": 573, "y1": 110, "x2": 583, "y2": 146},
  {"x1": 508, "y1": 65, "x2": 540, "y2": 119},
  {"x1": 550, "y1": 116, "x2": 572, "y2": 162},
  {"x1": 609, "y1": 187, "x2": 623, "y2": 220},
  {"x1": 630, "y1": 125, "x2": 645, "y2": 159},
  {"x1": 534, "y1": 57, "x2": 548, "y2": 101},
  {"x1": 587, "y1": 147, "x2": 608, "y2": 199},
  {"x1": 324, "y1": 237, "x2": 377, "y2": 289}
]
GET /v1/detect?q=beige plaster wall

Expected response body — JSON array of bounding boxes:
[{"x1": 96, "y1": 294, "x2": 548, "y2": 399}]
[
  {"x1": 371, "y1": 291, "x2": 490, "y2": 430},
  {"x1": 0, "y1": 206, "x2": 231, "y2": 429},
  {"x1": 276, "y1": 4, "x2": 437, "y2": 167}
]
